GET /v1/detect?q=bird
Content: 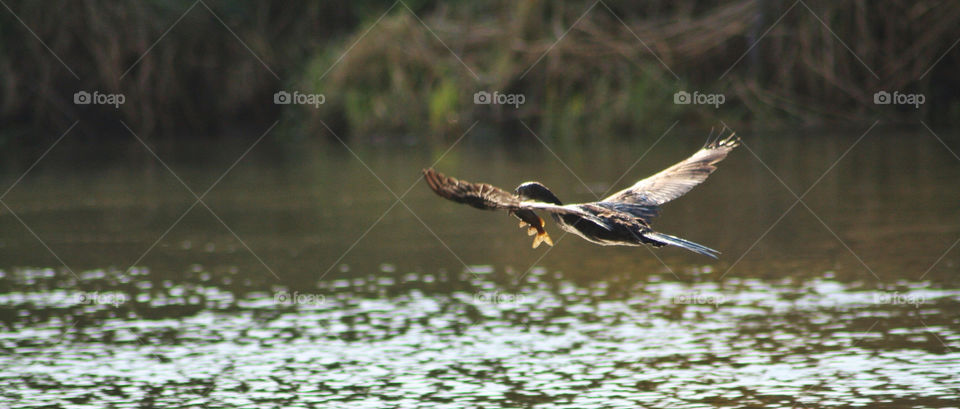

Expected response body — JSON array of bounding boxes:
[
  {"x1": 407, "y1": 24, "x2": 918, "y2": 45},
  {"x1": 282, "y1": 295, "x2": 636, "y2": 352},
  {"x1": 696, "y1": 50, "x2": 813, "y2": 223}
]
[{"x1": 423, "y1": 129, "x2": 739, "y2": 258}]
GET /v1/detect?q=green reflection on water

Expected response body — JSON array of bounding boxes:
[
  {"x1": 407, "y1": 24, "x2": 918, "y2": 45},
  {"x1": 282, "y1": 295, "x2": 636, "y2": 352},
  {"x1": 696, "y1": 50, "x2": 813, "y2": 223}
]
[{"x1": 1, "y1": 127, "x2": 957, "y2": 285}]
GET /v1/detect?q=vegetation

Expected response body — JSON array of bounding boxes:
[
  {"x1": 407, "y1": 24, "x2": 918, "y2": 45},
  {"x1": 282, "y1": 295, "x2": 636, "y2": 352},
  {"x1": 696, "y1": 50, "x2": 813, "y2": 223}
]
[{"x1": 2, "y1": 0, "x2": 959, "y2": 144}]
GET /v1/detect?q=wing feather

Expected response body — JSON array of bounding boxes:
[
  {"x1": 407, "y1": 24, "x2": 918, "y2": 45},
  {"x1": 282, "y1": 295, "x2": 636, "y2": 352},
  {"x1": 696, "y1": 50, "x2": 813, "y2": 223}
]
[{"x1": 603, "y1": 131, "x2": 739, "y2": 206}]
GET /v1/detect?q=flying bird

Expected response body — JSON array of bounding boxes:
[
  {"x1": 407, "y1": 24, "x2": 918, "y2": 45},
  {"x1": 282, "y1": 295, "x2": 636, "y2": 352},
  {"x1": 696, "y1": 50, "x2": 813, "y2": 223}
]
[{"x1": 423, "y1": 130, "x2": 739, "y2": 258}]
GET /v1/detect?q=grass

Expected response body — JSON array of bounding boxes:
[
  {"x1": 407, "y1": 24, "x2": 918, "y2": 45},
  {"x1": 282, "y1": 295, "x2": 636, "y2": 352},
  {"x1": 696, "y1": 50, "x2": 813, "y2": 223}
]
[{"x1": 2, "y1": 0, "x2": 959, "y2": 144}]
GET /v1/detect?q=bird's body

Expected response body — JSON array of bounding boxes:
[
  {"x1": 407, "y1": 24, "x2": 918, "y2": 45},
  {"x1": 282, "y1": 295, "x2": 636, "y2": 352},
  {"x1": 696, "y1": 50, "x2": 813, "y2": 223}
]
[
  {"x1": 551, "y1": 204, "x2": 659, "y2": 246},
  {"x1": 423, "y1": 130, "x2": 740, "y2": 258}
]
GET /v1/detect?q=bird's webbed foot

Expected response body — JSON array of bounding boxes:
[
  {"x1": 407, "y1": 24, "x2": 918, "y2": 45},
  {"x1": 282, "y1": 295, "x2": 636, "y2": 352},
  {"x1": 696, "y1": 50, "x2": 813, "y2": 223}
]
[{"x1": 512, "y1": 210, "x2": 554, "y2": 248}]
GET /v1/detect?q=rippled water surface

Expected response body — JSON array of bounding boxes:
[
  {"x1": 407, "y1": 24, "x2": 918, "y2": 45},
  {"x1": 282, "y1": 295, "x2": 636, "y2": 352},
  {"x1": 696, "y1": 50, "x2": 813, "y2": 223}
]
[{"x1": 1, "y1": 127, "x2": 959, "y2": 408}]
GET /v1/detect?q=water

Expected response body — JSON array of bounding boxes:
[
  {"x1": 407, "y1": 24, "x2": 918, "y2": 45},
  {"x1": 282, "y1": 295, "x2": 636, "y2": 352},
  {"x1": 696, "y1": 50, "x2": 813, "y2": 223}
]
[{"x1": 1, "y1": 126, "x2": 959, "y2": 408}]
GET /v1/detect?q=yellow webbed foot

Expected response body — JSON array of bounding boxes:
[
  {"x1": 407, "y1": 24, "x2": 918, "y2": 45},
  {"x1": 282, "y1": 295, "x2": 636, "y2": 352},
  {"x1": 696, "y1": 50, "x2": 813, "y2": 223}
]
[{"x1": 531, "y1": 231, "x2": 554, "y2": 248}]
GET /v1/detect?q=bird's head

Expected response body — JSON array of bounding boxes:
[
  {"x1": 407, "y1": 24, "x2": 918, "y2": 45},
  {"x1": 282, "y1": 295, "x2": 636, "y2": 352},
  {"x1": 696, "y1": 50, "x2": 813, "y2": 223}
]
[{"x1": 515, "y1": 182, "x2": 562, "y2": 205}]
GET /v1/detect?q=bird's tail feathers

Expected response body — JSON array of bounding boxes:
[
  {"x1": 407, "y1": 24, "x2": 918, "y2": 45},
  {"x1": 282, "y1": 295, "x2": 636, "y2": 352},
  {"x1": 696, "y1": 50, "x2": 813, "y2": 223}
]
[{"x1": 643, "y1": 231, "x2": 719, "y2": 259}]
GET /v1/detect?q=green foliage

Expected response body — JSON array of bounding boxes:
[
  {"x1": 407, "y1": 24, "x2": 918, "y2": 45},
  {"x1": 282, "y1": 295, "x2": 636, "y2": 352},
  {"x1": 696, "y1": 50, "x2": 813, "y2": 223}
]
[
  {"x1": 2, "y1": 0, "x2": 960, "y2": 144},
  {"x1": 429, "y1": 78, "x2": 461, "y2": 133}
]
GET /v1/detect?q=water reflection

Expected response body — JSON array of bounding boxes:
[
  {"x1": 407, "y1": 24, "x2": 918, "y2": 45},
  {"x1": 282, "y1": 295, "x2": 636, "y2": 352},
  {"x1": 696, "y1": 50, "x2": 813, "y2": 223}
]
[
  {"x1": 1, "y1": 127, "x2": 959, "y2": 407},
  {"x1": 2, "y1": 267, "x2": 958, "y2": 407}
]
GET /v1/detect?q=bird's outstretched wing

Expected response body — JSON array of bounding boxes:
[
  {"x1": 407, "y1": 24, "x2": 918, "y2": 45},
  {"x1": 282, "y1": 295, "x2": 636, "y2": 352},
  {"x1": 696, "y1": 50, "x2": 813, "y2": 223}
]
[
  {"x1": 423, "y1": 168, "x2": 609, "y2": 224},
  {"x1": 603, "y1": 131, "x2": 739, "y2": 206},
  {"x1": 423, "y1": 168, "x2": 519, "y2": 211}
]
